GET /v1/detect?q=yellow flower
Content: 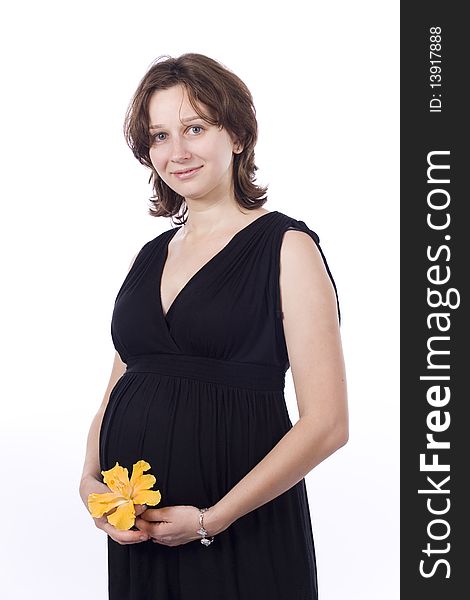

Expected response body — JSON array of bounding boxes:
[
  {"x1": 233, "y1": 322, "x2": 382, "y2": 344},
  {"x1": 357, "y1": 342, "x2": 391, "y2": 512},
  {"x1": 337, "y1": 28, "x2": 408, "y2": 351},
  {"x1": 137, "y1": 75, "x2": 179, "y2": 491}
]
[{"x1": 87, "y1": 460, "x2": 161, "y2": 530}]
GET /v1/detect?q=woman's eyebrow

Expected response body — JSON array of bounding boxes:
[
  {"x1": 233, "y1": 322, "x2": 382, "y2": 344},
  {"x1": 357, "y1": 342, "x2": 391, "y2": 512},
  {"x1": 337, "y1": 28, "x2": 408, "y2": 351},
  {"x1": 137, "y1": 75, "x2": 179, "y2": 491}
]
[{"x1": 149, "y1": 115, "x2": 202, "y2": 130}]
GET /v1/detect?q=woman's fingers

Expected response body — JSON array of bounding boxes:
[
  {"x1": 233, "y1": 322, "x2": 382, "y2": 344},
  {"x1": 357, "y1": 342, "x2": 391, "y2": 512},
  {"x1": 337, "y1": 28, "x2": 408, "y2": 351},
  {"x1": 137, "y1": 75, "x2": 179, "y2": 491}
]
[
  {"x1": 94, "y1": 514, "x2": 150, "y2": 545},
  {"x1": 134, "y1": 503, "x2": 147, "y2": 515},
  {"x1": 103, "y1": 521, "x2": 150, "y2": 545}
]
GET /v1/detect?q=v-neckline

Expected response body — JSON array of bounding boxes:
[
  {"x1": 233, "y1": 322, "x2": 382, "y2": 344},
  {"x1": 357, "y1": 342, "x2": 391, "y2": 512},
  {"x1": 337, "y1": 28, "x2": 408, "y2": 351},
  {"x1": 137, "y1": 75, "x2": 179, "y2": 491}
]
[{"x1": 158, "y1": 210, "x2": 277, "y2": 321}]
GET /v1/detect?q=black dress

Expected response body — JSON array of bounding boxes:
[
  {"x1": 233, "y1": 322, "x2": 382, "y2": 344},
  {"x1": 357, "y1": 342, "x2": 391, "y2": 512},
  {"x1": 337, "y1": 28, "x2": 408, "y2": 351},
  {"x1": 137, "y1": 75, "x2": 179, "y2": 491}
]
[{"x1": 99, "y1": 210, "x2": 341, "y2": 600}]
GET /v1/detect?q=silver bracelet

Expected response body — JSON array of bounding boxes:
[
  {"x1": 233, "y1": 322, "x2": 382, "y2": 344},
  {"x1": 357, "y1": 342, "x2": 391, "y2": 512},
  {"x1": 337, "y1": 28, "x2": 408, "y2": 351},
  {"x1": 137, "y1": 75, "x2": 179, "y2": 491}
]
[{"x1": 197, "y1": 507, "x2": 215, "y2": 546}]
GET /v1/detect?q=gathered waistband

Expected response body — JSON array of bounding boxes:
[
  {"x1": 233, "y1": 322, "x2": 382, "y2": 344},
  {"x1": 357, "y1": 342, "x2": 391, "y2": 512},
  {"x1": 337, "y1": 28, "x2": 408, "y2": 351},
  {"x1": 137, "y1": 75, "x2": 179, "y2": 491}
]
[{"x1": 125, "y1": 353, "x2": 285, "y2": 392}]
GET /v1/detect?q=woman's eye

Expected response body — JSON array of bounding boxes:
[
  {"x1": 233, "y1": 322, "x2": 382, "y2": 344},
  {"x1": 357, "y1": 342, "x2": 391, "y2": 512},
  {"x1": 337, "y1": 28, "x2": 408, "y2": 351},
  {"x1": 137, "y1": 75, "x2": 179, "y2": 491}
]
[
  {"x1": 151, "y1": 126, "x2": 204, "y2": 144},
  {"x1": 153, "y1": 132, "x2": 167, "y2": 142}
]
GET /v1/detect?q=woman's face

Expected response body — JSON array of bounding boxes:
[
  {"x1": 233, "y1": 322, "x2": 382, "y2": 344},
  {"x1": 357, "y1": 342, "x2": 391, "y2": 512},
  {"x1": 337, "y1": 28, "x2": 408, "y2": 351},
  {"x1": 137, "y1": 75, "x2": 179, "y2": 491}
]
[{"x1": 148, "y1": 84, "x2": 241, "y2": 202}]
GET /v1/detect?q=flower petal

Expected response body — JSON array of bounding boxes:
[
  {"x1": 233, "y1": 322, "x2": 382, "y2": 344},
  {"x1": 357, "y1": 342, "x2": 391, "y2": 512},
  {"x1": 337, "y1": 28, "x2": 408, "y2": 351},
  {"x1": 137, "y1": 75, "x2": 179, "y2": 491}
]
[
  {"x1": 132, "y1": 474, "x2": 156, "y2": 495},
  {"x1": 129, "y1": 460, "x2": 151, "y2": 487},
  {"x1": 87, "y1": 492, "x2": 128, "y2": 518},
  {"x1": 107, "y1": 500, "x2": 136, "y2": 530},
  {"x1": 132, "y1": 489, "x2": 162, "y2": 506},
  {"x1": 101, "y1": 462, "x2": 131, "y2": 496}
]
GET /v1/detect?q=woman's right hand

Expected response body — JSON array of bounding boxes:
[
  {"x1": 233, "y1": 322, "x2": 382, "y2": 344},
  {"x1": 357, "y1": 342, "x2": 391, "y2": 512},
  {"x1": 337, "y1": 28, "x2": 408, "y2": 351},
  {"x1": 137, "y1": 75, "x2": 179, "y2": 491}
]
[{"x1": 79, "y1": 475, "x2": 150, "y2": 545}]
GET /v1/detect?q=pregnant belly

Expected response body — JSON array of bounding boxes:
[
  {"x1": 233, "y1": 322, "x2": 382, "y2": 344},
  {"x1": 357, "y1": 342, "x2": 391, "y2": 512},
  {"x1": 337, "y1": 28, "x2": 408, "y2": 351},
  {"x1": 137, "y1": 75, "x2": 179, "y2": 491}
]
[{"x1": 99, "y1": 371, "x2": 292, "y2": 507}]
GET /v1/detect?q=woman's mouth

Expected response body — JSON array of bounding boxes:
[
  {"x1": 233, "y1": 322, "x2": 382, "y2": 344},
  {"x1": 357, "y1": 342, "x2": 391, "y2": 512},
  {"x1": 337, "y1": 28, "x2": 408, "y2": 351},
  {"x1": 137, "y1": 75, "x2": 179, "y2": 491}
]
[{"x1": 172, "y1": 166, "x2": 203, "y2": 180}]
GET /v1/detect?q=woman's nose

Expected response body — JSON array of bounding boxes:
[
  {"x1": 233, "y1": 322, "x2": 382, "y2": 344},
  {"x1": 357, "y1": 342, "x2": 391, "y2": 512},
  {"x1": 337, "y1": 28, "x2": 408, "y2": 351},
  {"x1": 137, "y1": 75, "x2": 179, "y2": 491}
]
[{"x1": 170, "y1": 136, "x2": 191, "y2": 161}]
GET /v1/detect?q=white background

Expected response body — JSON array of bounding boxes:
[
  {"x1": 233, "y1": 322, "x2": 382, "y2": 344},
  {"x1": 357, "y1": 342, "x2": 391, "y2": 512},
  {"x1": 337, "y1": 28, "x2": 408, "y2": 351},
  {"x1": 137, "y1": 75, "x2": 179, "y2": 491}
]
[{"x1": 0, "y1": 1, "x2": 399, "y2": 598}]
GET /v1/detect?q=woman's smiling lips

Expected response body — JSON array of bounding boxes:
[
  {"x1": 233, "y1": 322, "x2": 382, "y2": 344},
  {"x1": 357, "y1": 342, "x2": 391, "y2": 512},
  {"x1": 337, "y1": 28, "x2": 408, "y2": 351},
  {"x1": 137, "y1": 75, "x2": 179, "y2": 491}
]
[{"x1": 172, "y1": 166, "x2": 203, "y2": 180}]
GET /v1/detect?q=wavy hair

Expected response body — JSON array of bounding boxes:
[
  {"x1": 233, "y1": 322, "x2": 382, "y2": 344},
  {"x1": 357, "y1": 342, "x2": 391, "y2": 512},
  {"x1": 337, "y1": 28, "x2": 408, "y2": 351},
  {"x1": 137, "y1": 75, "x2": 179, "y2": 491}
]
[{"x1": 123, "y1": 53, "x2": 268, "y2": 225}]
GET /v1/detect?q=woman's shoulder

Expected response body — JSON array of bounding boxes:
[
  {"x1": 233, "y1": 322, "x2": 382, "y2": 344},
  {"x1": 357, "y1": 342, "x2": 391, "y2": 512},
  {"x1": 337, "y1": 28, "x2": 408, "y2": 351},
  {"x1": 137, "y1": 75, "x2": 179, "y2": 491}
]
[{"x1": 274, "y1": 210, "x2": 341, "y2": 323}]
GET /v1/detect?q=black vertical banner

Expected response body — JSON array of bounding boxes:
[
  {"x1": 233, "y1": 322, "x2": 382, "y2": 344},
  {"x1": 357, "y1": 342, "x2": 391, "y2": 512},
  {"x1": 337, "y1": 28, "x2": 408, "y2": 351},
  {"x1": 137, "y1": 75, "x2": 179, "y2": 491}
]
[{"x1": 401, "y1": 3, "x2": 468, "y2": 598}]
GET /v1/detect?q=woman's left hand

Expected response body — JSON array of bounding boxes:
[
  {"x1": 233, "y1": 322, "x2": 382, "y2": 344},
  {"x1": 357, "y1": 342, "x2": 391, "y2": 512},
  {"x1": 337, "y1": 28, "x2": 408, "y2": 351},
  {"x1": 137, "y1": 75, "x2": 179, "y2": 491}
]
[{"x1": 134, "y1": 505, "x2": 222, "y2": 547}]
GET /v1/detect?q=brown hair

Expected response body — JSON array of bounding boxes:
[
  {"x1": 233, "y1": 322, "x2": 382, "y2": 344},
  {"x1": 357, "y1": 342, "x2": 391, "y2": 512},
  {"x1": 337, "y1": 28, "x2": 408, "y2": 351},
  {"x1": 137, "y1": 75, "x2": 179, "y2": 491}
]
[{"x1": 123, "y1": 53, "x2": 268, "y2": 225}]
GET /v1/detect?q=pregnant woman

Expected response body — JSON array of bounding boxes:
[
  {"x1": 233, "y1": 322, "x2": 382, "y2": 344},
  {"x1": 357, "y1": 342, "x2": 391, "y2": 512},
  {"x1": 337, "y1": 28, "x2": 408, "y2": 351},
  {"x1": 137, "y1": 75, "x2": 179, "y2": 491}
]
[{"x1": 79, "y1": 52, "x2": 348, "y2": 600}]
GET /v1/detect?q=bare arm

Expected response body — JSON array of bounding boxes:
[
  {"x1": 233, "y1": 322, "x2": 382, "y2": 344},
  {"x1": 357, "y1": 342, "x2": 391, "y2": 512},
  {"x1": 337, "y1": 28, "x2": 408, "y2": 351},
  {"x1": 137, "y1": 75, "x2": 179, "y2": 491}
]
[{"x1": 207, "y1": 230, "x2": 349, "y2": 534}]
